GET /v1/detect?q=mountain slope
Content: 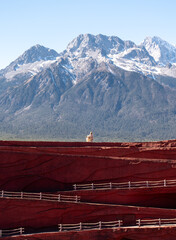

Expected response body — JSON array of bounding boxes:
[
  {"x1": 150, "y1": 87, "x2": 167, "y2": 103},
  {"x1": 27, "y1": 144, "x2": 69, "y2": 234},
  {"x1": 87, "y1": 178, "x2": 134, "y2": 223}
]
[
  {"x1": 0, "y1": 60, "x2": 74, "y2": 113},
  {"x1": 0, "y1": 45, "x2": 59, "y2": 89},
  {"x1": 55, "y1": 63, "x2": 176, "y2": 140},
  {"x1": 1, "y1": 34, "x2": 176, "y2": 141}
]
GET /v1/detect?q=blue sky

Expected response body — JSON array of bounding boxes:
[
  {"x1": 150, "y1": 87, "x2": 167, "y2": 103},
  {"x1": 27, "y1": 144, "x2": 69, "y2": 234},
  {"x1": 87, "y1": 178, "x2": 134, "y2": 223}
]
[{"x1": 0, "y1": 0, "x2": 176, "y2": 69}]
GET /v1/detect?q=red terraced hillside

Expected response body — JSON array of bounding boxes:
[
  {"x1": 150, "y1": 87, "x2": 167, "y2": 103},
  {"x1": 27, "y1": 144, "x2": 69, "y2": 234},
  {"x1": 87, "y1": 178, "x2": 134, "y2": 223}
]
[
  {"x1": 57, "y1": 184, "x2": 176, "y2": 209},
  {"x1": 1, "y1": 198, "x2": 176, "y2": 231},
  {"x1": 1, "y1": 139, "x2": 176, "y2": 240},
  {"x1": 1, "y1": 150, "x2": 176, "y2": 192},
  {"x1": 1, "y1": 139, "x2": 176, "y2": 160},
  {"x1": 1, "y1": 139, "x2": 176, "y2": 147},
  {"x1": 2, "y1": 145, "x2": 176, "y2": 160}
]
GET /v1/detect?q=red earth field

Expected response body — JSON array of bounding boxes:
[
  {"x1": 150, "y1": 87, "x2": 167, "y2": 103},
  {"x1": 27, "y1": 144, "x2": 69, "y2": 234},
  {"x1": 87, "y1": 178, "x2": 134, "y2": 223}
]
[{"x1": 1, "y1": 139, "x2": 176, "y2": 239}]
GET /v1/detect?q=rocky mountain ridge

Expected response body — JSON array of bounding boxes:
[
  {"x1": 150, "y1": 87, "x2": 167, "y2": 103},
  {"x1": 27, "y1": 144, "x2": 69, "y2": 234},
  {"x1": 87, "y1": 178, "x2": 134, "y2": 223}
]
[
  {"x1": 0, "y1": 34, "x2": 176, "y2": 141},
  {"x1": 1, "y1": 34, "x2": 176, "y2": 85}
]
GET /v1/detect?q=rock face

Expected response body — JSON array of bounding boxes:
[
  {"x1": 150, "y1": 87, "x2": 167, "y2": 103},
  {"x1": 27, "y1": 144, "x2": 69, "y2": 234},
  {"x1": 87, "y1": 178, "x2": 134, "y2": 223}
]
[
  {"x1": 61, "y1": 186, "x2": 176, "y2": 209},
  {"x1": 1, "y1": 147, "x2": 176, "y2": 192},
  {"x1": 1, "y1": 139, "x2": 176, "y2": 239},
  {"x1": 2, "y1": 198, "x2": 176, "y2": 231}
]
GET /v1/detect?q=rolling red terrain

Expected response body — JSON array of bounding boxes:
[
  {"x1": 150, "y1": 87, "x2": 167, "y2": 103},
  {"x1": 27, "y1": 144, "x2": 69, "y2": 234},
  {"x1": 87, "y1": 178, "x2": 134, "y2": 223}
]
[{"x1": 1, "y1": 139, "x2": 176, "y2": 240}]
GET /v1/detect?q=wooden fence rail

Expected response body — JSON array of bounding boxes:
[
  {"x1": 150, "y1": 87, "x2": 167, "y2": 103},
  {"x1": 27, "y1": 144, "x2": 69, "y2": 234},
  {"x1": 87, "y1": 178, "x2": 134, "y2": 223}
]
[
  {"x1": 73, "y1": 179, "x2": 176, "y2": 191},
  {"x1": 1, "y1": 218, "x2": 176, "y2": 237},
  {"x1": 58, "y1": 218, "x2": 176, "y2": 233},
  {"x1": 0, "y1": 228, "x2": 24, "y2": 237},
  {"x1": 136, "y1": 218, "x2": 176, "y2": 227},
  {"x1": 0, "y1": 190, "x2": 80, "y2": 203},
  {"x1": 58, "y1": 220, "x2": 122, "y2": 232}
]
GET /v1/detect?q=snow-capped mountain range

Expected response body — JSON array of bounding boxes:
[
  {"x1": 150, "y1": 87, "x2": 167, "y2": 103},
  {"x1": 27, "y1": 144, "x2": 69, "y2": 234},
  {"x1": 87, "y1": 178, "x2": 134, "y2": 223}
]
[
  {"x1": 1, "y1": 34, "x2": 176, "y2": 84},
  {"x1": 1, "y1": 34, "x2": 176, "y2": 141}
]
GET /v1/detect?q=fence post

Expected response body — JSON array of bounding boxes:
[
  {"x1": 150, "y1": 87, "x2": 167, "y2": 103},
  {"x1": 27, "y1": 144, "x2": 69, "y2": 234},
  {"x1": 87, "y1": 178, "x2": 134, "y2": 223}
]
[
  {"x1": 1, "y1": 190, "x2": 4, "y2": 198},
  {"x1": 109, "y1": 182, "x2": 112, "y2": 189},
  {"x1": 0, "y1": 230, "x2": 2, "y2": 237},
  {"x1": 21, "y1": 192, "x2": 23, "y2": 199},
  {"x1": 74, "y1": 184, "x2": 77, "y2": 190},
  {"x1": 80, "y1": 222, "x2": 82, "y2": 231},
  {"x1": 128, "y1": 181, "x2": 131, "y2": 189},
  {"x1": 59, "y1": 224, "x2": 62, "y2": 232},
  {"x1": 20, "y1": 228, "x2": 23, "y2": 235},
  {"x1": 99, "y1": 221, "x2": 102, "y2": 230},
  {"x1": 159, "y1": 218, "x2": 161, "y2": 226},
  {"x1": 138, "y1": 219, "x2": 141, "y2": 227},
  {"x1": 58, "y1": 194, "x2": 61, "y2": 202},
  {"x1": 146, "y1": 181, "x2": 149, "y2": 188},
  {"x1": 164, "y1": 179, "x2": 167, "y2": 187},
  {"x1": 91, "y1": 183, "x2": 94, "y2": 190},
  {"x1": 118, "y1": 220, "x2": 121, "y2": 228},
  {"x1": 40, "y1": 192, "x2": 42, "y2": 200},
  {"x1": 75, "y1": 195, "x2": 78, "y2": 203}
]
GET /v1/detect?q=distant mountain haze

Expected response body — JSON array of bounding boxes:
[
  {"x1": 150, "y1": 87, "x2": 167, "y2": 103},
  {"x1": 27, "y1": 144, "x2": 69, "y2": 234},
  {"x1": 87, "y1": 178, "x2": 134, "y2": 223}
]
[{"x1": 0, "y1": 34, "x2": 176, "y2": 141}]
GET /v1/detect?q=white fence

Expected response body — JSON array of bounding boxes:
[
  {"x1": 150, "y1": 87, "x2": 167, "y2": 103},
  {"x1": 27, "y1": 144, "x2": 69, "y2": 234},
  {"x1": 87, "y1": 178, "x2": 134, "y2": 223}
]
[
  {"x1": 58, "y1": 218, "x2": 176, "y2": 232},
  {"x1": 58, "y1": 220, "x2": 122, "y2": 232},
  {"x1": 136, "y1": 218, "x2": 176, "y2": 227},
  {"x1": 73, "y1": 179, "x2": 176, "y2": 191},
  {"x1": 0, "y1": 190, "x2": 80, "y2": 203},
  {"x1": 1, "y1": 218, "x2": 176, "y2": 237},
  {"x1": 0, "y1": 228, "x2": 24, "y2": 237}
]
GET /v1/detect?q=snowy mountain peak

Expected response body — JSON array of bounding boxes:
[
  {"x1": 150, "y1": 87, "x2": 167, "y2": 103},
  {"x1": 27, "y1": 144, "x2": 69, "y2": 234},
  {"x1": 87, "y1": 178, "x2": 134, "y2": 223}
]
[
  {"x1": 0, "y1": 44, "x2": 59, "y2": 79},
  {"x1": 16, "y1": 44, "x2": 59, "y2": 65},
  {"x1": 1, "y1": 34, "x2": 176, "y2": 89},
  {"x1": 66, "y1": 33, "x2": 136, "y2": 58},
  {"x1": 65, "y1": 34, "x2": 157, "y2": 78},
  {"x1": 143, "y1": 36, "x2": 176, "y2": 51},
  {"x1": 0, "y1": 44, "x2": 60, "y2": 82},
  {"x1": 141, "y1": 36, "x2": 176, "y2": 65}
]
